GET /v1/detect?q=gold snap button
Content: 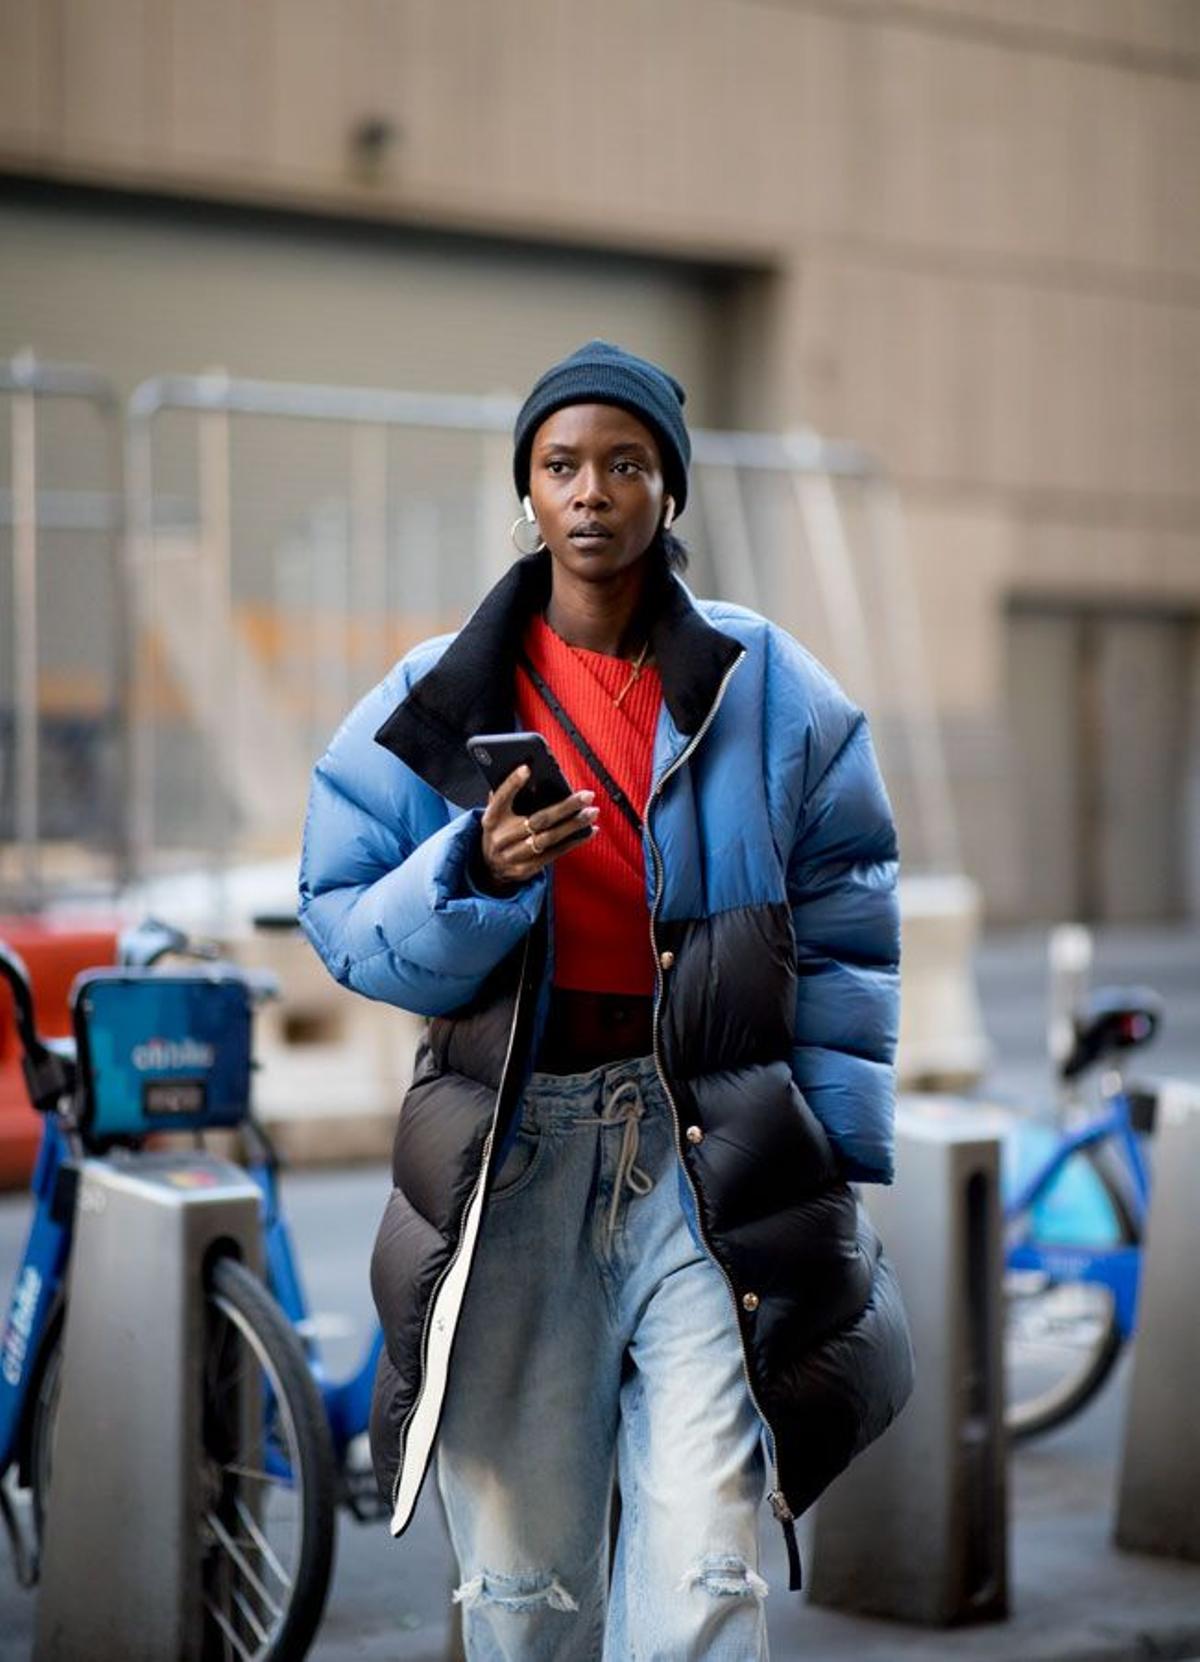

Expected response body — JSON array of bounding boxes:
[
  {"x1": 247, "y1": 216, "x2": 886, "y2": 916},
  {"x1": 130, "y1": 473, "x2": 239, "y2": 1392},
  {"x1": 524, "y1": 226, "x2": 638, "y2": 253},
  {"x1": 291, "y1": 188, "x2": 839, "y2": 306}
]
[
  {"x1": 659, "y1": 949, "x2": 675, "y2": 970},
  {"x1": 741, "y1": 1291, "x2": 760, "y2": 1313},
  {"x1": 685, "y1": 1124, "x2": 704, "y2": 1146}
]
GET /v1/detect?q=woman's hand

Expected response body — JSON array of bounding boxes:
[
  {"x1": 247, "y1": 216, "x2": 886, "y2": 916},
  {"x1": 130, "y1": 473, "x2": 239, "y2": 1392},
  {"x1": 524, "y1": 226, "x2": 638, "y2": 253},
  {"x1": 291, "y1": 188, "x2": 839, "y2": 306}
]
[{"x1": 480, "y1": 765, "x2": 599, "y2": 888}]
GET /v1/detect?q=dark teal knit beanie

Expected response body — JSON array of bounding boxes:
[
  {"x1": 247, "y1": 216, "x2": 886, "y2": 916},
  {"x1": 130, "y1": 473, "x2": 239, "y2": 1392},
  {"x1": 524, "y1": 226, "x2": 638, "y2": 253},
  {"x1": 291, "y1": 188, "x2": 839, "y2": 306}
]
[{"x1": 512, "y1": 340, "x2": 691, "y2": 515}]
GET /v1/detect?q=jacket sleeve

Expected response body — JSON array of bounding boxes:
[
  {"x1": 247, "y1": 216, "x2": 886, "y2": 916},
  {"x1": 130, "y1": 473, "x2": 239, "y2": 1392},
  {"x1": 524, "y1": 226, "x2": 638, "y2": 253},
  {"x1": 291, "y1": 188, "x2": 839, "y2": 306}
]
[
  {"x1": 786, "y1": 710, "x2": 900, "y2": 1184},
  {"x1": 297, "y1": 668, "x2": 546, "y2": 1018}
]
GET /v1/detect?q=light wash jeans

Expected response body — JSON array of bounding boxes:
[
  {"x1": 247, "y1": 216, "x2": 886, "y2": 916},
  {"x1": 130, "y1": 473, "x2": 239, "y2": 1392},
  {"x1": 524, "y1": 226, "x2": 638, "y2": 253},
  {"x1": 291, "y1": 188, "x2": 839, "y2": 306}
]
[{"x1": 436, "y1": 1054, "x2": 769, "y2": 1662}]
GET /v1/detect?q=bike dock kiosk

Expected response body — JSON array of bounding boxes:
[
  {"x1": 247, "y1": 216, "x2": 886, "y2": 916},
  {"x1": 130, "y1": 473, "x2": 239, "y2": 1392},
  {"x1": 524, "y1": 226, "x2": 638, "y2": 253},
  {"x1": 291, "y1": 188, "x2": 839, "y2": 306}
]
[
  {"x1": 33, "y1": 1152, "x2": 261, "y2": 1662},
  {"x1": 809, "y1": 1099, "x2": 1008, "y2": 1625},
  {"x1": 1116, "y1": 1078, "x2": 1200, "y2": 1563}
]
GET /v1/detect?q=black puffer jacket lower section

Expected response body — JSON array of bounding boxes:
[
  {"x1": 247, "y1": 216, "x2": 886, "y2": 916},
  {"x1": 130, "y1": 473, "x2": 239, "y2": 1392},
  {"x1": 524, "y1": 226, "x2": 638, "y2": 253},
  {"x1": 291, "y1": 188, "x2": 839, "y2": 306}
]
[
  {"x1": 656, "y1": 901, "x2": 914, "y2": 1517},
  {"x1": 369, "y1": 942, "x2": 532, "y2": 1510}
]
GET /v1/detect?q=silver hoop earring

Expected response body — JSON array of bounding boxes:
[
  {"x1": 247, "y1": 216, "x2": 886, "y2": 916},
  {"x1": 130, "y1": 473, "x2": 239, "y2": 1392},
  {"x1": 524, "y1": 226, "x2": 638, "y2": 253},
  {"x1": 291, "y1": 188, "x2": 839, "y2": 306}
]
[
  {"x1": 510, "y1": 513, "x2": 546, "y2": 555},
  {"x1": 510, "y1": 495, "x2": 546, "y2": 555}
]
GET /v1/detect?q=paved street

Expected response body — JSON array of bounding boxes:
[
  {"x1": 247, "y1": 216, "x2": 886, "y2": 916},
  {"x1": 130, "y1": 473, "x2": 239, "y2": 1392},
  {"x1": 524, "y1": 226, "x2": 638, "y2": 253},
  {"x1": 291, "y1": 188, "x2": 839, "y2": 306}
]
[{"x1": 2, "y1": 926, "x2": 1198, "y2": 1659}]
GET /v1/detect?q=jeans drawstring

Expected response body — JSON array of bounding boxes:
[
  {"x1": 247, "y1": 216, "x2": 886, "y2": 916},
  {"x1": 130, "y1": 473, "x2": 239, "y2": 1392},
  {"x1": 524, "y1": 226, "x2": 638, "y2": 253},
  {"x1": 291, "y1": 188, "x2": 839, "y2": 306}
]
[{"x1": 582, "y1": 1078, "x2": 654, "y2": 1247}]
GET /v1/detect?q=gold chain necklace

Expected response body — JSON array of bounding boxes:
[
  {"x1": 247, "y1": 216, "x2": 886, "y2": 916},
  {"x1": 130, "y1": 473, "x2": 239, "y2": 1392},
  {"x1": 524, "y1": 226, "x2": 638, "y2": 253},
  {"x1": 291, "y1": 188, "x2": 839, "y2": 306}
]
[{"x1": 613, "y1": 639, "x2": 650, "y2": 709}]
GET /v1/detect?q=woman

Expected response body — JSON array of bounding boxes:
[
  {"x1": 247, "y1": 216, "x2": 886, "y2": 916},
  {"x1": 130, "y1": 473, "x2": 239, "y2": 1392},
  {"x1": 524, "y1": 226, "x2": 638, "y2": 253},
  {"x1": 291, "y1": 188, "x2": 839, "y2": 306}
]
[{"x1": 299, "y1": 341, "x2": 913, "y2": 1661}]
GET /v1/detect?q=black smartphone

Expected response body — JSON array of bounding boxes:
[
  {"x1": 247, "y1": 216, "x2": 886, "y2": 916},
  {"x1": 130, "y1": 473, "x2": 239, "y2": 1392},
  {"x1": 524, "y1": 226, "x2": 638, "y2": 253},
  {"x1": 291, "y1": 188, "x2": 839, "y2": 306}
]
[{"x1": 467, "y1": 731, "x2": 573, "y2": 816}]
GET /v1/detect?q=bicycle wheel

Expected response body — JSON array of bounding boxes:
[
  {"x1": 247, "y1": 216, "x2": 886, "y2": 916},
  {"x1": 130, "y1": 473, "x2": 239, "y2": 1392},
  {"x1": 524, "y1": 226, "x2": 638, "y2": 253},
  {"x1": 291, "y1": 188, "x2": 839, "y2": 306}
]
[
  {"x1": 28, "y1": 1257, "x2": 337, "y2": 1661},
  {"x1": 201, "y1": 1255, "x2": 337, "y2": 1660},
  {"x1": 26, "y1": 1312, "x2": 63, "y2": 1547},
  {"x1": 1004, "y1": 1140, "x2": 1139, "y2": 1441}
]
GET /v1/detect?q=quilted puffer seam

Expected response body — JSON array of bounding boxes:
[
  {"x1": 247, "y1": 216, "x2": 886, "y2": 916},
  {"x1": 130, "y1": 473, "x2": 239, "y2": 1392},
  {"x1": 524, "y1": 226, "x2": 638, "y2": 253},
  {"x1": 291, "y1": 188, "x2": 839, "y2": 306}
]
[{"x1": 798, "y1": 709, "x2": 865, "y2": 820}]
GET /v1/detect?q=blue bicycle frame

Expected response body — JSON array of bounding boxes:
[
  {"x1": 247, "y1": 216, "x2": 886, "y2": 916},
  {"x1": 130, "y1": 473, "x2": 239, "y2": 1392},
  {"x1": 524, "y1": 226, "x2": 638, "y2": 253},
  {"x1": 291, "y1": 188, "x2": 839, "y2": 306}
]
[
  {"x1": 245, "y1": 1157, "x2": 383, "y2": 1465},
  {"x1": 1004, "y1": 1085, "x2": 1150, "y2": 1342},
  {"x1": 0, "y1": 1118, "x2": 74, "y2": 1481}
]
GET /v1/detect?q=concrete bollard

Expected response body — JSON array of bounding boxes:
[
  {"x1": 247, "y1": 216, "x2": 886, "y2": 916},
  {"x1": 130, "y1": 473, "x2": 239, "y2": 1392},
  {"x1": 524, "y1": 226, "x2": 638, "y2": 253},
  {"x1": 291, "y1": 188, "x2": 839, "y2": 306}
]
[
  {"x1": 33, "y1": 1153, "x2": 261, "y2": 1662},
  {"x1": 808, "y1": 1098, "x2": 1008, "y2": 1625},
  {"x1": 1115, "y1": 1078, "x2": 1200, "y2": 1562}
]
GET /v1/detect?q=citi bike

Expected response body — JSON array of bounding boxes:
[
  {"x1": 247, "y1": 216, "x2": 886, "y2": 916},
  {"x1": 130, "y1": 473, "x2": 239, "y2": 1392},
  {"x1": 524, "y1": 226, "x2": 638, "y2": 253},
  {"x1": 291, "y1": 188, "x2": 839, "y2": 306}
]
[
  {"x1": 0, "y1": 920, "x2": 337, "y2": 1661},
  {"x1": 1003, "y1": 983, "x2": 1161, "y2": 1440},
  {"x1": 134, "y1": 916, "x2": 388, "y2": 1522}
]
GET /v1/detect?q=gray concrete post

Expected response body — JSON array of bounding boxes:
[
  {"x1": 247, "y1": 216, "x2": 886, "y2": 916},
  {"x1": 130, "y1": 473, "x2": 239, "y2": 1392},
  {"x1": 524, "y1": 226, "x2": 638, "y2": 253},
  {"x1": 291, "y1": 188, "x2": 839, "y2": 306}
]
[
  {"x1": 33, "y1": 1152, "x2": 261, "y2": 1662},
  {"x1": 808, "y1": 1099, "x2": 1008, "y2": 1624},
  {"x1": 1115, "y1": 1078, "x2": 1200, "y2": 1562}
]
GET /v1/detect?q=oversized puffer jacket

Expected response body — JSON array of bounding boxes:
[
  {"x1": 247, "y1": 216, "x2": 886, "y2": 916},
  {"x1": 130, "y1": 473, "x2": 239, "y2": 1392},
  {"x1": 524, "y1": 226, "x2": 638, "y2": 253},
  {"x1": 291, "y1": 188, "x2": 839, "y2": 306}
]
[{"x1": 298, "y1": 552, "x2": 914, "y2": 1583}]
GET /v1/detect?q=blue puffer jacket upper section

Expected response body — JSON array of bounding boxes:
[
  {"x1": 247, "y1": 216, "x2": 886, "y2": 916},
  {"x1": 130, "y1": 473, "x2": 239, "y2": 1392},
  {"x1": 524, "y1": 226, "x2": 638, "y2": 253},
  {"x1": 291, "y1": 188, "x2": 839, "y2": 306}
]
[{"x1": 298, "y1": 596, "x2": 901, "y2": 1184}]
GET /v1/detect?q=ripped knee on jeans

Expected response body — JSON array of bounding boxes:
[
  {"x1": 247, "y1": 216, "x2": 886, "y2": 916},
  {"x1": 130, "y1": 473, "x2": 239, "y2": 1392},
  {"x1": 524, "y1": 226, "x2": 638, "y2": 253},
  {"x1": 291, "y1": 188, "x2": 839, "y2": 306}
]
[
  {"x1": 677, "y1": 1554, "x2": 769, "y2": 1600},
  {"x1": 453, "y1": 1567, "x2": 579, "y2": 1615}
]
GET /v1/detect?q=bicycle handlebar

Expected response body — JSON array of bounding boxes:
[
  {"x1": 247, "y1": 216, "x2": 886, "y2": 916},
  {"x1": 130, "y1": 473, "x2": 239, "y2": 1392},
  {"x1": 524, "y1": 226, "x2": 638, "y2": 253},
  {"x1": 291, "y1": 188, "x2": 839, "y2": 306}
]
[
  {"x1": 2, "y1": 916, "x2": 279, "y2": 1066},
  {"x1": 0, "y1": 940, "x2": 46, "y2": 1062},
  {"x1": 117, "y1": 916, "x2": 222, "y2": 969},
  {"x1": 117, "y1": 919, "x2": 280, "y2": 1004},
  {"x1": 0, "y1": 940, "x2": 76, "y2": 1113},
  {"x1": 1, "y1": 918, "x2": 281, "y2": 1126}
]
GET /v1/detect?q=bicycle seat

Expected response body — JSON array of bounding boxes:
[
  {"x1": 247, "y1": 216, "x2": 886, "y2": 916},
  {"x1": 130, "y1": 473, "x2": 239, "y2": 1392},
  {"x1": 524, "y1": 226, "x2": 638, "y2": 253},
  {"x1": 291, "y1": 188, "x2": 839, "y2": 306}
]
[{"x1": 1060, "y1": 986, "x2": 1162, "y2": 1081}]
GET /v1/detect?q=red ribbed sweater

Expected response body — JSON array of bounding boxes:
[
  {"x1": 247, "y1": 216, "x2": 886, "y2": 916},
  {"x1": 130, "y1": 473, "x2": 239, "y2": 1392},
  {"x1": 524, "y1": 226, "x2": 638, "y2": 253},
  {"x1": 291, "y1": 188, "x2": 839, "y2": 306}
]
[{"x1": 516, "y1": 614, "x2": 661, "y2": 994}]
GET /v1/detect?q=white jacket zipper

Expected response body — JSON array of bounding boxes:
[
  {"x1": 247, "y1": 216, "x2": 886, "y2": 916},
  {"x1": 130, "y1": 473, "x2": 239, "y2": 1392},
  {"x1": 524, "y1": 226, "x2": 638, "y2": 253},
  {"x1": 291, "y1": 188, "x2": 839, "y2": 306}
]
[{"x1": 390, "y1": 927, "x2": 537, "y2": 1518}]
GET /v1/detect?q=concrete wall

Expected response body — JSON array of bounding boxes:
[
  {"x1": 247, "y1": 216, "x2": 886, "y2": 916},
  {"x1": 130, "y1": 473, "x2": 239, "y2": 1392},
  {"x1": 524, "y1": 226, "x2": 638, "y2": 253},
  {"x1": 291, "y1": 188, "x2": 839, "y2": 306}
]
[{"x1": 2, "y1": 0, "x2": 1198, "y2": 918}]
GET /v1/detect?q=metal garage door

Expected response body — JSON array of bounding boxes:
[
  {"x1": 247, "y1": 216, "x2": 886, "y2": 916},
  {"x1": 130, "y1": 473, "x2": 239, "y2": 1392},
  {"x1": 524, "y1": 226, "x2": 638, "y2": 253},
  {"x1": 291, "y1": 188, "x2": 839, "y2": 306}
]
[
  {"x1": 1007, "y1": 604, "x2": 1197, "y2": 923},
  {"x1": 0, "y1": 189, "x2": 736, "y2": 418}
]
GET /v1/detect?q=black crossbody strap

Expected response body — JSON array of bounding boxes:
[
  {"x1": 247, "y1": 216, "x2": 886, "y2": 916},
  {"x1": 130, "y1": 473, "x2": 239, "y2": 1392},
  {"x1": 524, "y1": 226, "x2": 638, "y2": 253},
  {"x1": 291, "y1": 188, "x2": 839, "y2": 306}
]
[{"x1": 517, "y1": 650, "x2": 643, "y2": 838}]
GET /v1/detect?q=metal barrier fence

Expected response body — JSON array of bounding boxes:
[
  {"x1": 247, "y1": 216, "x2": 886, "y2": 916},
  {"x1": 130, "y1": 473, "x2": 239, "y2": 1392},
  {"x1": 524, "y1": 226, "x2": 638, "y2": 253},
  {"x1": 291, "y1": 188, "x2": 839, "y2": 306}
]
[
  {"x1": 4, "y1": 360, "x2": 960, "y2": 917},
  {"x1": 0, "y1": 354, "x2": 127, "y2": 906}
]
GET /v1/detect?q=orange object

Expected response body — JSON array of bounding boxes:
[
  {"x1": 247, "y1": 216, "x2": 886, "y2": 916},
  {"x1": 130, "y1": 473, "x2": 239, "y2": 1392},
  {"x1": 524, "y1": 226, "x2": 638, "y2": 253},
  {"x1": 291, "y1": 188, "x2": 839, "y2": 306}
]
[{"x1": 0, "y1": 917, "x2": 118, "y2": 1189}]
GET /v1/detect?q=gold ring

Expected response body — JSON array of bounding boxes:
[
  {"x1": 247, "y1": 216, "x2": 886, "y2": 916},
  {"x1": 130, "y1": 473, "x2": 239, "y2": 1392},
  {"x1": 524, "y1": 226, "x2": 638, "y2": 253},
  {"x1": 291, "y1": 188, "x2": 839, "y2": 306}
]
[{"x1": 526, "y1": 830, "x2": 542, "y2": 856}]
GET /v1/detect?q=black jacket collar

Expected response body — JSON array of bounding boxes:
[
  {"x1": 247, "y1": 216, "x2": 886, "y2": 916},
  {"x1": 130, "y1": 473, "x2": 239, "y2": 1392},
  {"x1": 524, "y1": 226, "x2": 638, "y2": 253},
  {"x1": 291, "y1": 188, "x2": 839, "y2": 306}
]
[{"x1": 374, "y1": 551, "x2": 741, "y2": 806}]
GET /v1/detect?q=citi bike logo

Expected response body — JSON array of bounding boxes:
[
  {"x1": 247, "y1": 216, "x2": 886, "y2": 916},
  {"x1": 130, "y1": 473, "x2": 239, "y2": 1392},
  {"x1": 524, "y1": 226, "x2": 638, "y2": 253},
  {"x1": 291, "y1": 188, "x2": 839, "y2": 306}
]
[
  {"x1": 2, "y1": 1265, "x2": 42, "y2": 1388},
  {"x1": 131, "y1": 1037, "x2": 215, "y2": 1072}
]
